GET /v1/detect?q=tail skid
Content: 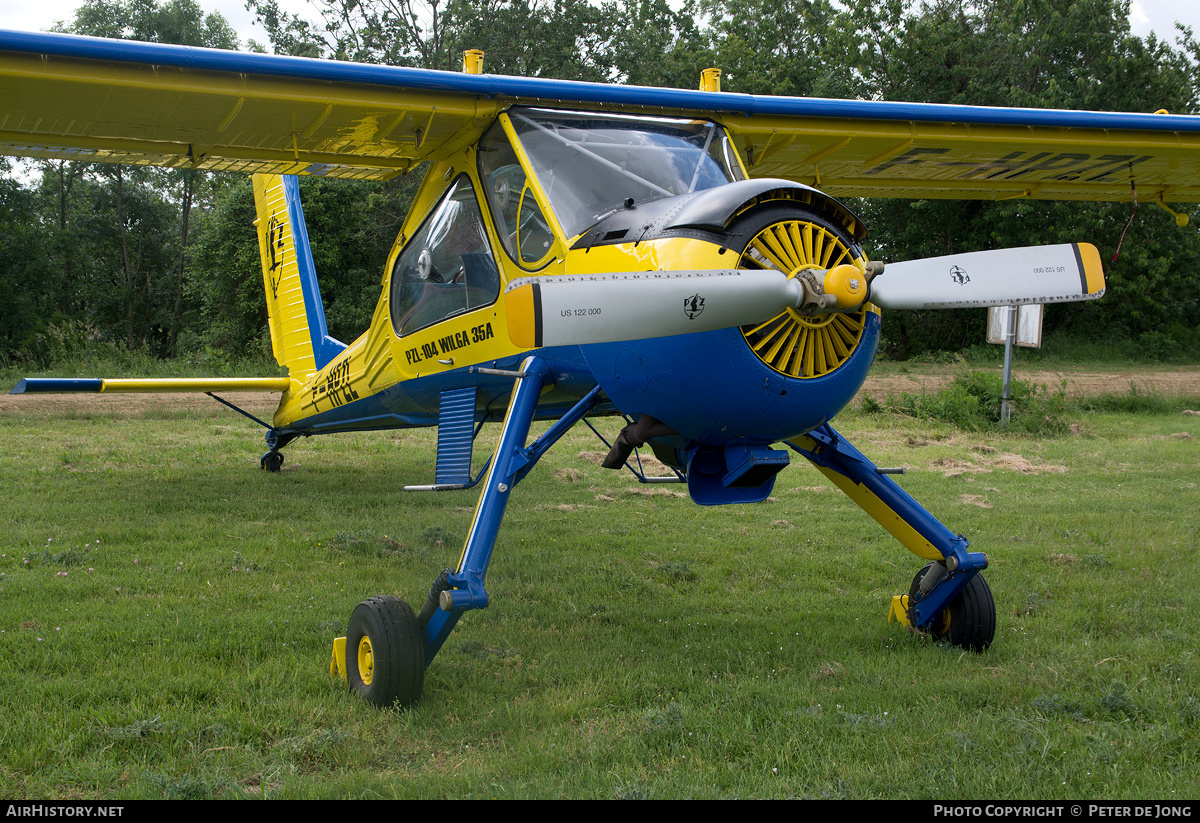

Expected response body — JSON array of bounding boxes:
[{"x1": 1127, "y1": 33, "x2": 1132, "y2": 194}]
[{"x1": 253, "y1": 174, "x2": 345, "y2": 379}]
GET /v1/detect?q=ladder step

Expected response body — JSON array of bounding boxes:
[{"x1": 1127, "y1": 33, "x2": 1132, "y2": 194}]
[{"x1": 435, "y1": 387, "x2": 478, "y2": 485}]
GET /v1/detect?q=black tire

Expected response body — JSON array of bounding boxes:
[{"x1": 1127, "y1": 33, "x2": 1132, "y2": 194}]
[
  {"x1": 346, "y1": 596, "x2": 425, "y2": 708},
  {"x1": 908, "y1": 563, "x2": 950, "y2": 635},
  {"x1": 260, "y1": 451, "x2": 284, "y2": 472},
  {"x1": 908, "y1": 563, "x2": 995, "y2": 652},
  {"x1": 944, "y1": 572, "x2": 996, "y2": 652}
]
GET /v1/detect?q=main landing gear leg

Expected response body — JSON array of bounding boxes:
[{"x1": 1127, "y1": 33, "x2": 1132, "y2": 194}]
[
  {"x1": 260, "y1": 429, "x2": 284, "y2": 472},
  {"x1": 788, "y1": 424, "x2": 996, "y2": 651},
  {"x1": 330, "y1": 357, "x2": 604, "y2": 707}
]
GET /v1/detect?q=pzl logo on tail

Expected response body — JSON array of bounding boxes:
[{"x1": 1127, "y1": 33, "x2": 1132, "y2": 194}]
[
  {"x1": 950, "y1": 265, "x2": 970, "y2": 286},
  {"x1": 684, "y1": 294, "x2": 706, "y2": 319},
  {"x1": 267, "y1": 213, "x2": 286, "y2": 299}
]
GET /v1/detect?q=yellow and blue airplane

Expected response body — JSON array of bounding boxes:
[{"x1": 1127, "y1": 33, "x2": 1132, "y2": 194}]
[{"x1": 3, "y1": 29, "x2": 1197, "y2": 708}]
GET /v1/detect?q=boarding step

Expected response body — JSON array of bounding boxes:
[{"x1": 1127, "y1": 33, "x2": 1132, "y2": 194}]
[{"x1": 435, "y1": 386, "x2": 478, "y2": 486}]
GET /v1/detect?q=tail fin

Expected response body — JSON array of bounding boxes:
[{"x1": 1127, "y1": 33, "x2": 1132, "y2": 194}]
[{"x1": 253, "y1": 173, "x2": 345, "y2": 379}]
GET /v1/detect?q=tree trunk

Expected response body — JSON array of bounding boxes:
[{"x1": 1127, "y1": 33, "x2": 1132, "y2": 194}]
[{"x1": 170, "y1": 172, "x2": 195, "y2": 357}]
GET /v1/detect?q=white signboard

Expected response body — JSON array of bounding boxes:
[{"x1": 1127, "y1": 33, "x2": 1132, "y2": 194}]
[{"x1": 987, "y1": 305, "x2": 1043, "y2": 348}]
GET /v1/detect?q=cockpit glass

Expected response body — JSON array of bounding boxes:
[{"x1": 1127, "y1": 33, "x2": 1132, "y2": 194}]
[
  {"x1": 478, "y1": 122, "x2": 556, "y2": 266},
  {"x1": 389, "y1": 176, "x2": 500, "y2": 337},
  {"x1": 505, "y1": 108, "x2": 744, "y2": 240}
]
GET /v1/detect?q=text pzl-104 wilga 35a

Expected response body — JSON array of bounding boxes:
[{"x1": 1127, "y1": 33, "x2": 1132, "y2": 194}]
[{"x1": 5, "y1": 29, "x2": 1198, "y2": 708}]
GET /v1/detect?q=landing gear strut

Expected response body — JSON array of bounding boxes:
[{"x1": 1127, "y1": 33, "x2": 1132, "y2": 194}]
[
  {"x1": 260, "y1": 428, "x2": 284, "y2": 472},
  {"x1": 330, "y1": 357, "x2": 605, "y2": 708},
  {"x1": 789, "y1": 425, "x2": 995, "y2": 652}
]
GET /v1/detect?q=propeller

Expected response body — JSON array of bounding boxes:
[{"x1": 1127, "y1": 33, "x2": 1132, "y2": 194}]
[
  {"x1": 504, "y1": 243, "x2": 1104, "y2": 349},
  {"x1": 505, "y1": 269, "x2": 808, "y2": 349},
  {"x1": 868, "y1": 242, "x2": 1104, "y2": 310}
]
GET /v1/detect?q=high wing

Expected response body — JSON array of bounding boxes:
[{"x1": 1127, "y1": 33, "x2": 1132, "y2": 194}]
[
  {"x1": 728, "y1": 104, "x2": 1200, "y2": 203},
  {"x1": 0, "y1": 30, "x2": 498, "y2": 179},
  {"x1": 2, "y1": 28, "x2": 1199, "y2": 200}
]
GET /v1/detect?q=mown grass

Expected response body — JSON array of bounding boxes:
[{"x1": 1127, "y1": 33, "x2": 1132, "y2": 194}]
[{"x1": 0, "y1": 386, "x2": 1197, "y2": 799}]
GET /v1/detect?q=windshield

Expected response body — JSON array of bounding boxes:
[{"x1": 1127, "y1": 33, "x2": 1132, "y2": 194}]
[{"x1": 508, "y1": 108, "x2": 744, "y2": 239}]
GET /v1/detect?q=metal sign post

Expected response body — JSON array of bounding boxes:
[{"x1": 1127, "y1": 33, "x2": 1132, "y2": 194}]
[
  {"x1": 1000, "y1": 306, "x2": 1016, "y2": 424},
  {"x1": 986, "y1": 304, "x2": 1044, "y2": 425}
]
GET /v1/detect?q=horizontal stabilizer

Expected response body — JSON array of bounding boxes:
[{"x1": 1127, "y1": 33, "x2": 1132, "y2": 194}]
[
  {"x1": 506, "y1": 270, "x2": 802, "y2": 348},
  {"x1": 870, "y1": 243, "x2": 1105, "y2": 310},
  {"x1": 10, "y1": 377, "x2": 293, "y2": 394}
]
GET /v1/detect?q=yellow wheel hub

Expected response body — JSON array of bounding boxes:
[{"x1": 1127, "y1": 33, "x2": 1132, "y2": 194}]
[
  {"x1": 357, "y1": 636, "x2": 375, "y2": 685},
  {"x1": 739, "y1": 219, "x2": 870, "y2": 378}
]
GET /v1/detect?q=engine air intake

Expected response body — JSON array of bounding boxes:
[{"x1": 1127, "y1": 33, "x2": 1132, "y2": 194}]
[{"x1": 737, "y1": 213, "x2": 871, "y2": 379}]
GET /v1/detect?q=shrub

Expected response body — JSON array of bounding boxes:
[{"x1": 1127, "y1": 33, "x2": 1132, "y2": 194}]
[{"x1": 872, "y1": 371, "x2": 1071, "y2": 434}]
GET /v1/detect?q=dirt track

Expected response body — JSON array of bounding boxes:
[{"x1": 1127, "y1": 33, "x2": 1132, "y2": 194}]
[
  {"x1": 858, "y1": 365, "x2": 1200, "y2": 401},
  {"x1": 2, "y1": 366, "x2": 1199, "y2": 417}
]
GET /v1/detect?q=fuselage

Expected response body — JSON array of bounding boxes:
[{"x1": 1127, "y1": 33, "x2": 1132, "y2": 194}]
[{"x1": 270, "y1": 107, "x2": 880, "y2": 453}]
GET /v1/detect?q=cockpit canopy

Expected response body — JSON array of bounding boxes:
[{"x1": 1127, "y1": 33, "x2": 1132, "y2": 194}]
[{"x1": 481, "y1": 108, "x2": 745, "y2": 244}]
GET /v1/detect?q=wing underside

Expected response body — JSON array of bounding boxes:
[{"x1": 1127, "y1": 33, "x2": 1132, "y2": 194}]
[
  {"x1": 0, "y1": 32, "x2": 497, "y2": 180},
  {"x1": 2, "y1": 29, "x2": 1199, "y2": 199},
  {"x1": 728, "y1": 114, "x2": 1200, "y2": 202}
]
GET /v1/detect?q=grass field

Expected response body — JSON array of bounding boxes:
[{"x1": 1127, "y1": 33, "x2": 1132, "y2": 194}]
[{"x1": 0, "y1": 376, "x2": 1197, "y2": 799}]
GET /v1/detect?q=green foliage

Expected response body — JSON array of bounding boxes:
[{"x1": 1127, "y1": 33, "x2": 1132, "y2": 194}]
[
  {"x1": 295, "y1": 177, "x2": 409, "y2": 341},
  {"x1": 867, "y1": 367, "x2": 1200, "y2": 432},
  {"x1": 700, "y1": 0, "x2": 865, "y2": 97},
  {"x1": 873, "y1": 370, "x2": 1072, "y2": 434},
  {"x1": 847, "y1": 0, "x2": 1194, "y2": 112},
  {"x1": 61, "y1": 0, "x2": 238, "y2": 48},
  {"x1": 188, "y1": 178, "x2": 269, "y2": 357},
  {"x1": 32, "y1": 320, "x2": 118, "y2": 366},
  {"x1": 849, "y1": 0, "x2": 1200, "y2": 357},
  {"x1": 1074, "y1": 384, "x2": 1198, "y2": 414},
  {"x1": 0, "y1": 159, "x2": 55, "y2": 354},
  {"x1": 0, "y1": 1, "x2": 247, "y2": 363}
]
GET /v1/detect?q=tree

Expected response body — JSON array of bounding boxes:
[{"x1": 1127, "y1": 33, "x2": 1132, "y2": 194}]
[
  {"x1": 248, "y1": 0, "x2": 461, "y2": 66},
  {"x1": 63, "y1": 0, "x2": 237, "y2": 49},
  {"x1": 5, "y1": 0, "x2": 1197, "y2": 363},
  {"x1": 37, "y1": 0, "x2": 242, "y2": 356},
  {"x1": 0, "y1": 160, "x2": 55, "y2": 357},
  {"x1": 701, "y1": 0, "x2": 864, "y2": 97},
  {"x1": 845, "y1": 0, "x2": 1200, "y2": 355}
]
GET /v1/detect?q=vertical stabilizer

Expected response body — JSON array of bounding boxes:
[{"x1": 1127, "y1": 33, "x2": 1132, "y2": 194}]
[{"x1": 253, "y1": 173, "x2": 345, "y2": 378}]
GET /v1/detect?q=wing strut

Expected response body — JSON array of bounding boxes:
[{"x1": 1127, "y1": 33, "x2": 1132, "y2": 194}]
[{"x1": 419, "y1": 365, "x2": 604, "y2": 664}]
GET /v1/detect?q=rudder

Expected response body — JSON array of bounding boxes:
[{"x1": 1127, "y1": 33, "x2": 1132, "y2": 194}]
[{"x1": 253, "y1": 173, "x2": 345, "y2": 379}]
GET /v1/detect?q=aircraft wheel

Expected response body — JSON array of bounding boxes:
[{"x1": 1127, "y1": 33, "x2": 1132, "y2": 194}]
[
  {"x1": 346, "y1": 596, "x2": 425, "y2": 709},
  {"x1": 260, "y1": 451, "x2": 284, "y2": 472},
  {"x1": 908, "y1": 564, "x2": 950, "y2": 635},
  {"x1": 908, "y1": 563, "x2": 995, "y2": 651}
]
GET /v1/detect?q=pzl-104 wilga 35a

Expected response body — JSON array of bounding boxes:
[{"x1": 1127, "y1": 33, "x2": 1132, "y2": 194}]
[{"x1": 4, "y1": 29, "x2": 1198, "y2": 708}]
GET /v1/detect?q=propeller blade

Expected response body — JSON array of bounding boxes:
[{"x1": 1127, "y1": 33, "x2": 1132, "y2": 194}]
[
  {"x1": 505, "y1": 270, "x2": 803, "y2": 348},
  {"x1": 869, "y1": 243, "x2": 1105, "y2": 310}
]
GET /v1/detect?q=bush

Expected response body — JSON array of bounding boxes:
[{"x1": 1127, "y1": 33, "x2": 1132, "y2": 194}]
[{"x1": 871, "y1": 370, "x2": 1071, "y2": 435}]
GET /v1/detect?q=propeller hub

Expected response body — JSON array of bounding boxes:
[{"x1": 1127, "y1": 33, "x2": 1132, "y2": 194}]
[
  {"x1": 738, "y1": 213, "x2": 873, "y2": 379},
  {"x1": 822, "y1": 264, "x2": 868, "y2": 310}
]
